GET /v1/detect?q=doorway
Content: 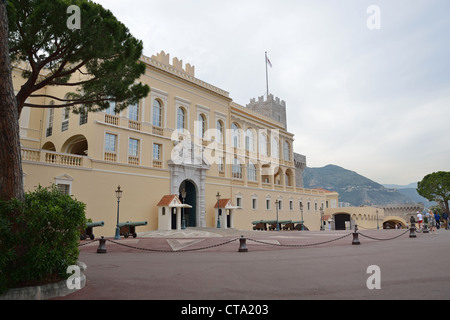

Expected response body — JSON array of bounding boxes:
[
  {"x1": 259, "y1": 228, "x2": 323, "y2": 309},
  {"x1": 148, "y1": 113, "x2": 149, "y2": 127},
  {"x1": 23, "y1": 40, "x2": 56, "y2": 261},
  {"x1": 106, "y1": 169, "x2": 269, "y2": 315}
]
[
  {"x1": 334, "y1": 213, "x2": 351, "y2": 230},
  {"x1": 179, "y1": 180, "x2": 197, "y2": 227}
]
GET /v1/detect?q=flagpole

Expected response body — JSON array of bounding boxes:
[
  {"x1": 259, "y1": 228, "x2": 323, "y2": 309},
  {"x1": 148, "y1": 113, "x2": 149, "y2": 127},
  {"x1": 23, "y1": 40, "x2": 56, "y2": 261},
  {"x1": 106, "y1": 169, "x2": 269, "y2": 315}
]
[{"x1": 265, "y1": 51, "x2": 269, "y2": 97}]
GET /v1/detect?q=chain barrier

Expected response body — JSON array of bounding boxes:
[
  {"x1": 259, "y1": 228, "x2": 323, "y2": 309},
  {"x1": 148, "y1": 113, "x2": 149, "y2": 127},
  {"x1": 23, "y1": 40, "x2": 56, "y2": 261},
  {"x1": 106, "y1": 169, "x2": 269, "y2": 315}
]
[
  {"x1": 105, "y1": 237, "x2": 239, "y2": 253},
  {"x1": 358, "y1": 228, "x2": 410, "y2": 241},
  {"x1": 78, "y1": 239, "x2": 97, "y2": 247},
  {"x1": 246, "y1": 232, "x2": 353, "y2": 248},
  {"x1": 78, "y1": 227, "x2": 417, "y2": 253}
]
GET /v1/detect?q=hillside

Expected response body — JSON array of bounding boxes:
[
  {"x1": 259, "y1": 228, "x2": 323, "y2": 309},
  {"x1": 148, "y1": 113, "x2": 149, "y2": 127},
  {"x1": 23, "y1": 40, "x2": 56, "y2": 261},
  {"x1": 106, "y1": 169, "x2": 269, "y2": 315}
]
[{"x1": 303, "y1": 165, "x2": 416, "y2": 206}]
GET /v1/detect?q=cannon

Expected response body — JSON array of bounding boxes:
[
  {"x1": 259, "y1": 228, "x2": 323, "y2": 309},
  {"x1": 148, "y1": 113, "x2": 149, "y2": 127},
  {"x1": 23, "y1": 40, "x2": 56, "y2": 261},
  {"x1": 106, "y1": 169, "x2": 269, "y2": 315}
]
[
  {"x1": 118, "y1": 221, "x2": 148, "y2": 238},
  {"x1": 294, "y1": 222, "x2": 309, "y2": 231},
  {"x1": 80, "y1": 221, "x2": 104, "y2": 240},
  {"x1": 252, "y1": 220, "x2": 268, "y2": 231}
]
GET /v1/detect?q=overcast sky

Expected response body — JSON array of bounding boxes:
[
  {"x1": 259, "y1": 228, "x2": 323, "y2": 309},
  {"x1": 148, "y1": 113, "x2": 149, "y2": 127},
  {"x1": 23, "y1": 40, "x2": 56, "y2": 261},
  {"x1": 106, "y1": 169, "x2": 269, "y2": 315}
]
[{"x1": 95, "y1": 0, "x2": 450, "y2": 185}]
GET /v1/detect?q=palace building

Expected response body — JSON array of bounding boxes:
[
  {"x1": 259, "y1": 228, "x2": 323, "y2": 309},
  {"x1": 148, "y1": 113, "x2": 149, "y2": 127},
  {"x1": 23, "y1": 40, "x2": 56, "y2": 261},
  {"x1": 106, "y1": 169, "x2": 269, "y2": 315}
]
[{"x1": 15, "y1": 51, "x2": 339, "y2": 236}]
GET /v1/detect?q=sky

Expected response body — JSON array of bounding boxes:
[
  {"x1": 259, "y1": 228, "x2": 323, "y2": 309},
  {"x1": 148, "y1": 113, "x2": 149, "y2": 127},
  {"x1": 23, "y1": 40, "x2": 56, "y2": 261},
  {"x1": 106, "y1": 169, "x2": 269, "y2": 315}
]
[{"x1": 95, "y1": 0, "x2": 450, "y2": 185}]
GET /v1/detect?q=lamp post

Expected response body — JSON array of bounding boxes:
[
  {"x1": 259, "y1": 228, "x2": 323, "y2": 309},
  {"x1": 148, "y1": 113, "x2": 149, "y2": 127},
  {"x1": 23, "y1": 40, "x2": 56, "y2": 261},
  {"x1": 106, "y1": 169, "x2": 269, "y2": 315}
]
[
  {"x1": 114, "y1": 185, "x2": 123, "y2": 240},
  {"x1": 300, "y1": 202, "x2": 304, "y2": 231},
  {"x1": 275, "y1": 199, "x2": 280, "y2": 231},
  {"x1": 216, "y1": 192, "x2": 221, "y2": 228},
  {"x1": 376, "y1": 209, "x2": 379, "y2": 230},
  {"x1": 320, "y1": 204, "x2": 324, "y2": 231},
  {"x1": 181, "y1": 188, "x2": 187, "y2": 230}
]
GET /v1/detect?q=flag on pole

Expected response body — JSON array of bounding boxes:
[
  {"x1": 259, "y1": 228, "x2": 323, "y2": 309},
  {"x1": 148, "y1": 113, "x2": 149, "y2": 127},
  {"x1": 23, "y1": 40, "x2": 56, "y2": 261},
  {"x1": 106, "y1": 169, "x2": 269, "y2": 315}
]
[{"x1": 266, "y1": 55, "x2": 272, "y2": 68}]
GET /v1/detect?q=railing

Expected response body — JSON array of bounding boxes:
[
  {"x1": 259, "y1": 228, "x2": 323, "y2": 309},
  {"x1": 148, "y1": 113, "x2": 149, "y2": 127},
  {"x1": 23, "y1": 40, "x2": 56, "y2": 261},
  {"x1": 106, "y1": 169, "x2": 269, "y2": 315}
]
[
  {"x1": 104, "y1": 152, "x2": 117, "y2": 162},
  {"x1": 128, "y1": 120, "x2": 141, "y2": 131},
  {"x1": 45, "y1": 152, "x2": 83, "y2": 167},
  {"x1": 153, "y1": 159, "x2": 162, "y2": 168},
  {"x1": 152, "y1": 126, "x2": 164, "y2": 136},
  {"x1": 105, "y1": 114, "x2": 119, "y2": 126},
  {"x1": 22, "y1": 148, "x2": 85, "y2": 168},
  {"x1": 128, "y1": 156, "x2": 140, "y2": 165}
]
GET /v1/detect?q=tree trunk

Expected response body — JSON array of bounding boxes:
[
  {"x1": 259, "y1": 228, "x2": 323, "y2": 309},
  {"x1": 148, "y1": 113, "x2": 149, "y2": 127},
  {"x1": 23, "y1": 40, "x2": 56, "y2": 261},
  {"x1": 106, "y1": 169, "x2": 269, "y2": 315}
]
[{"x1": 0, "y1": 2, "x2": 24, "y2": 202}]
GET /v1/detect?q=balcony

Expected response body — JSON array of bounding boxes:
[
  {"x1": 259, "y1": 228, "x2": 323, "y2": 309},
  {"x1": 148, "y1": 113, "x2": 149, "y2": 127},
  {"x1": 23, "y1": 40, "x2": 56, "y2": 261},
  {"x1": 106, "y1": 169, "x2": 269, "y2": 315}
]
[
  {"x1": 22, "y1": 148, "x2": 89, "y2": 168},
  {"x1": 105, "y1": 114, "x2": 119, "y2": 126}
]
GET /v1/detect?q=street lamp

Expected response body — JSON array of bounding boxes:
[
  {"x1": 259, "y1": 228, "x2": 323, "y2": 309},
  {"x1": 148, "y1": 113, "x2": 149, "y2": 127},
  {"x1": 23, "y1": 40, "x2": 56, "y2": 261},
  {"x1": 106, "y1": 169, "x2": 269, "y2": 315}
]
[
  {"x1": 376, "y1": 209, "x2": 379, "y2": 230},
  {"x1": 320, "y1": 204, "x2": 324, "y2": 231},
  {"x1": 181, "y1": 188, "x2": 187, "y2": 230},
  {"x1": 216, "y1": 192, "x2": 221, "y2": 228},
  {"x1": 114, "y1": 185, "x2": 123, "y2": 240},
  {"x1": 300, "y1": 202, "x2": 304, "y2": 231},
  {"x1": 275, "y1": 199, "x2": 280, "y2": 231}
]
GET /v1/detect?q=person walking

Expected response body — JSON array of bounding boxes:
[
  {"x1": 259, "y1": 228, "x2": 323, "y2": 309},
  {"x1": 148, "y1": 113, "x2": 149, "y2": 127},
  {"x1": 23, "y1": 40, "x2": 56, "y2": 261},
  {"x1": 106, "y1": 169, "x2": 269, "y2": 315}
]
[
  {"x1": 417, "y1": 211, "x2": 423, "y2": 230},
  {"x1": 429, "y1": 211, "x2": 437, "y2": 234},
  {"x1": 442, "y1": 211, "x2": 449, "y2": 230},
  {"x1": 434, "y1": 212, "x2": 441, "y2": 230}
]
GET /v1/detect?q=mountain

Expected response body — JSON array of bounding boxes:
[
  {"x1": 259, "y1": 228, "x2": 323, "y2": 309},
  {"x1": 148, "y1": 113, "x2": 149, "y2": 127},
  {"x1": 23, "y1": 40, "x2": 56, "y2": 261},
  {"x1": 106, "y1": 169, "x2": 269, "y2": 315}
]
[
  {"x1": 303, "y1": 165, "x2": 416, "y2": 207},
  {"x1": 382, "y1": 183, "x2": 435, "y2": 207}
]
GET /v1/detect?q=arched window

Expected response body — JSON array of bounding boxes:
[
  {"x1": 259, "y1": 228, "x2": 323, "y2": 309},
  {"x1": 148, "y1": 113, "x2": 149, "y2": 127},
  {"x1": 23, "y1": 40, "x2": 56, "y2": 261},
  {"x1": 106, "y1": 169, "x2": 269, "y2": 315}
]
[
  {"x1": 245, "y1": 129, "x2": 255, "y2": 152},
  {"x1": 216, "y1": 120, "x2": 224, "y2": 143},
  {"x1": 283, "y1": 141, "x2": 291, "y2": 161},
  {"x1": 232, "y1": 123, "x2": 240, "y2": 148},
  {"x1": 153, "y1": 99, "x2": 162, "y2": 127},
  {"x1": 271, "y1": 136, "x2": 279, "y2": 159},
  {"x1": 177, "y1": 107, "x2": 186, "y2": 130},
  {"x1": 248, "y1": 161, "x2": 257, "y2": 182},
  {"x1": 259, "y1": 132, "x2": 268, "y2": 156},
  {"x1": 198, "y1": 113, "x2": 206, "y2": 138}
]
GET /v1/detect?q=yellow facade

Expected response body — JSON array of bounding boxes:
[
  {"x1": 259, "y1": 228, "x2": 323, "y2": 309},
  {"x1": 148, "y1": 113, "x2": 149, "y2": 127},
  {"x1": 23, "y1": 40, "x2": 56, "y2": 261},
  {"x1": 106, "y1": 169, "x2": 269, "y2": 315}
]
[{"x1": 15, "y1": 51, "x2": 339, "y2": 236}]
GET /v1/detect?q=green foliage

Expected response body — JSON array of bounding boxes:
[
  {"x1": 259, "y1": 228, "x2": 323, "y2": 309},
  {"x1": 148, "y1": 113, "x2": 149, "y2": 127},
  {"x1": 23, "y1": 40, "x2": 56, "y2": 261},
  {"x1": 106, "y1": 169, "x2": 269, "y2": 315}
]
[
  {"x1": 0, "y1": 185, "x2": 86, "y2": 294},
  {"x1": 7, "y1": 0, "x2": 149, "y2": 112},
  {"x1": 417, "y1": 172, "x2": 450, "y2": 204},
  {"x1": 418, "y1": 171, "x2": 450, "y2": 216}
]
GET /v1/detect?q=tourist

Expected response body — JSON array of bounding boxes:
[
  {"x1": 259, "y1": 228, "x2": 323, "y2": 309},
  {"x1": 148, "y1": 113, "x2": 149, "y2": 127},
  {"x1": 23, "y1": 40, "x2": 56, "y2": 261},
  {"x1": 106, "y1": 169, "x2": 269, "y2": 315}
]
[
  {"x1": 429, "y1": 211, "x2": 437, "y2": 234},
  {"x1": 442, "y1": 211, "x2": 449, "y2": 230},
  {"x1": 417, "y1": 211, "x2": 423, "y2": 229},
  {"x1": 434, "y1": 212, "x2": 441, "y2": 229}
]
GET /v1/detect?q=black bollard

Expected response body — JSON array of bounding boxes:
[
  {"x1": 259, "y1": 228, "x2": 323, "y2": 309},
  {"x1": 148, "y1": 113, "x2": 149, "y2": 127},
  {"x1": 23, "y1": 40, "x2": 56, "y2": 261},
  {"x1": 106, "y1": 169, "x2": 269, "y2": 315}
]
[
  {"x1": 409, "y1": 226, "x2": 417, "y2": 238},
  {"x1": 238, "y1": 235, "x2": 248, "y2": 252},
  {"x1": 97, "y1": 236, "x2": 107, "y2": 254},
  {"x1": 352, "y1": 225, "x2": 361, "y2": 245}
]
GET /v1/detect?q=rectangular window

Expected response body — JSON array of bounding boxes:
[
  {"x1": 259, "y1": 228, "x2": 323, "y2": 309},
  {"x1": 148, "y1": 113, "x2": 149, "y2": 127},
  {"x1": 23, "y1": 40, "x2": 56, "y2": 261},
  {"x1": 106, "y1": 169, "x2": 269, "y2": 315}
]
[
  {"x1": 61, "y1": 107, "x2": 70, "y2": 132},
  {"x1": 46, "y1": 108, "x2": 54, "y2": 137},
  {"x1": 236, "y1": 197, "x2": 242, "y2": 208},
  {"x1": 129, "y1": 103, "x2": 139, "y2": 121},
  {"x1": 79, "y1": 107, "x2": 88, "y2": 125},
  {"x1": 266, "y1": 199, "x2": 271, "y2": 210},
  {"x1": 129, "y1": 138, "x2": 139, "y2": 157},
  {"x1": 105, "y1": 133, "x2": 117, "y2": 152},
  {"x1": 57, "y1": 184, "x2": 70, "y2": 196},
  {"x1": 218, "y1": 157, "x2": 224, "y2": 172},
  {"x1": 252, "y1": 198, "x2": 257, "y2": 210},
  {"x1": 106, "y1": 101, "x2": 116, "y2": 115},
  {"x1": 153, "y1": 143, "x2": 161, "y2": 160},
  {"x1": 153, "y1": 143, "x2": 163, "y2": 168},
  {"x1": 289, "y1": 200, "x2": 293, "y2": 211}
]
